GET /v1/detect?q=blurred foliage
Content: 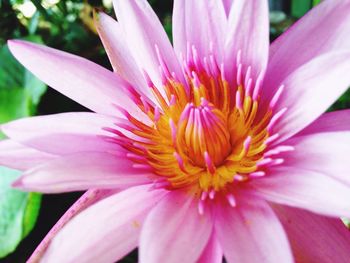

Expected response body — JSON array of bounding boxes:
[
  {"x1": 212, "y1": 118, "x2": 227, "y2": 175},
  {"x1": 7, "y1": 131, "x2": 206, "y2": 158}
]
[
  {"x1": 291, "y1": 0, "x2": 312, "y2": 18},
  {"x1": 0, "y1": 0, "x2": 349, "y2": 261},
  {"x1": 0, "y1": 36, "x2": 46, "y2": 126},
  {"x1": 0, "y1": 167, "x2": 42, "y2": 258},
  {"x1": 329, "y1": 89, "x2": 350, "y2": 112},
  {"x1": 0, "y1": 35, "x2": 45, "y2": 257},
  {"x1": 0, "y1": 167, "x2": 27, "y2": 258},
  {"x1": 2, "y1": 0, "x2": 104, "y2": 55},
  {"x1": 269, "y1": 0, "x2": 322, "y2": 39},
  {"x1": 290, "y1": 0, "x2": 321, "y2": 18}
]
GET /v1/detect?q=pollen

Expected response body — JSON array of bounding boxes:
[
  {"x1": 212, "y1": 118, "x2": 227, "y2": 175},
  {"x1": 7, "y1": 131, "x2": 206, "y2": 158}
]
[{"x1": 106, "y1": 46, "x2": 290, "y2": 200}]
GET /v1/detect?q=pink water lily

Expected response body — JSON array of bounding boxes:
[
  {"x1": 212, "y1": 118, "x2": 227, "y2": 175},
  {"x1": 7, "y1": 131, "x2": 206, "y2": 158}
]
[{"x1": 2, "y1": 0, "x2": 350, "y2": 262}]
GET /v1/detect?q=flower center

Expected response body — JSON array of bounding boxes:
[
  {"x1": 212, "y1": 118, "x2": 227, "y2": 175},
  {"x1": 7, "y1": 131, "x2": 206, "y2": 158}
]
[
  {"x1": 106, "y1": 46, "x2": 291, "y2": 203},
  {"x1": 177, "y1": 99, "x2": 231, "y2": 167}
]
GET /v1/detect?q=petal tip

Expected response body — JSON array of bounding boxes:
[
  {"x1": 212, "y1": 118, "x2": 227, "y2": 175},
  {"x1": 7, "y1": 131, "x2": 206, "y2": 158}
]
[
  {"x1": 7, "y1": 39, "x2": 22, "y2": 46},
  {"x1": 1, "y1": 122, "x2": 12, "y2": 136},
  {"x1": 7, "y1": 39, "x2": 28, "y2": 52},
  {"x1": 12, "y1": 177, "x2": 25, "y2": 189},
  {"x1": 1, "y1": 120, "x2": 20, "y2": 137},
  {"x1": 7, "y1": 39, "x2": 38, "y2": 62}
]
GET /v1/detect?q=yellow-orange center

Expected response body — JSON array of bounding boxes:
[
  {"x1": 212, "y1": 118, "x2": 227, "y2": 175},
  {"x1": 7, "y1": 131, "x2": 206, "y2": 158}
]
[{"x1": 116, "y1": 65, "x2": 277, "y2": 195}]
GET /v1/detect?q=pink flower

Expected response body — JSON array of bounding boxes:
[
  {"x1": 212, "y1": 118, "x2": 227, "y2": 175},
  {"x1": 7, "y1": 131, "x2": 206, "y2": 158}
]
[{"x1": 2, "y1": 0, "x2": 350, "y2": 262}]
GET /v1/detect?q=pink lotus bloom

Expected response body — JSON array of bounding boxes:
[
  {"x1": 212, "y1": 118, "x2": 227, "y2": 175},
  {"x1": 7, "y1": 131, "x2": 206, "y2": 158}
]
[{"x1": 2, "y1": 0, "x2": 350, "y2": 262}]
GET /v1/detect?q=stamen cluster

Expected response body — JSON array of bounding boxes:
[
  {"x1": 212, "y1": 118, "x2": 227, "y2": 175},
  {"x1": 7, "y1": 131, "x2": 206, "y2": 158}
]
[{"x1": 106, "y1": 45, "x2": 293, "y2": 210}]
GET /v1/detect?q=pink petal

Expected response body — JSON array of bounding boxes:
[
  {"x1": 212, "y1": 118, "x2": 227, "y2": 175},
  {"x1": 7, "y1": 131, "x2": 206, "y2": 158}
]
[
  {"x1": 172, "y1": 0, "x2": 227, "y2": 62},
  {"x1": 269, "y1": 52, "x2": 350, "y2": 144},
  {"x1": 40, "y1": 185, "x2": 167, "y2": 263},
  {"x1": 215, "y1": 196, "x2": 293, "y2": 263},
  {"x1": 140, "y1": 191, "x2": 213, "y2": 263},
  {"x1": 0, "y1": 140, "x2": 54, "y2": 170},
  {"x1": 113, "y1": 0, "x2": 185, "y2": 91},
  {"x1": 282, "y1": 132, "x2": 350, "y2": 186},
  {"x1": 224, "y1": 0, "x2": 269, "y2": 85},
  {"x1": 272, "y1": 205, "x2": 350, "y2": 263},
  {"x1": 222, "y1": 0, "x2": 233, "y2": 16},
  {"x1": 7, "y1": 40, "x2": 146, "y2": 119},
  {"x1": 297, "y1": 109, "x2": 350, "y2": 136},
  {"x1": 197, "y1": 231, "x2": 223, "y2": 263},
  {"x1": 251, "y1": 166, "x2": 350, "y2": 218},
  {"x1": 94, "y1": 13, "x2": 154, "y2": 101},
  {"x1": 2, "y1": 112, "x2": 121, "y2": 155},
  {"x1": 28, "y1": 189, "x2": 116, "y2": 263},
  {"x1": 265, "y1": 0, "x2": 350, "y2": 100},
  {"x1": 14, "y1": 152, "x2": 152, "y2": 193}
]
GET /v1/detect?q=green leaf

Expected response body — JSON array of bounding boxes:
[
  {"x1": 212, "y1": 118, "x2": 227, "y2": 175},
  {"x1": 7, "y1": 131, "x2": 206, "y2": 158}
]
[
  {"x1": 341, "y1": 217, "x2": 350, "y2": 229},
  {"x1": 161, "y1": 14, "x2": 172, "y2": 43},
  {"x1": 0, "y1": 36, "x2": 47, "y2": 116},
  {"x1": 0, "y1": 88, "x2": 30, "y2": 124},
  {"x1": 328, "y1": 88, "x2": 350, "y2": 111},
  {"x1": 22, "y1": 193, "x2": 42, "y2": 238},
  {"x1": 0, "y1": 167, "x2": 41, "y2": 258},
  {"x1": 312, "y1": 0, "x2": 322, "y2": 6},
  {"x1": 291, "y1": 0, "x2": 312, "y2": 18}
]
